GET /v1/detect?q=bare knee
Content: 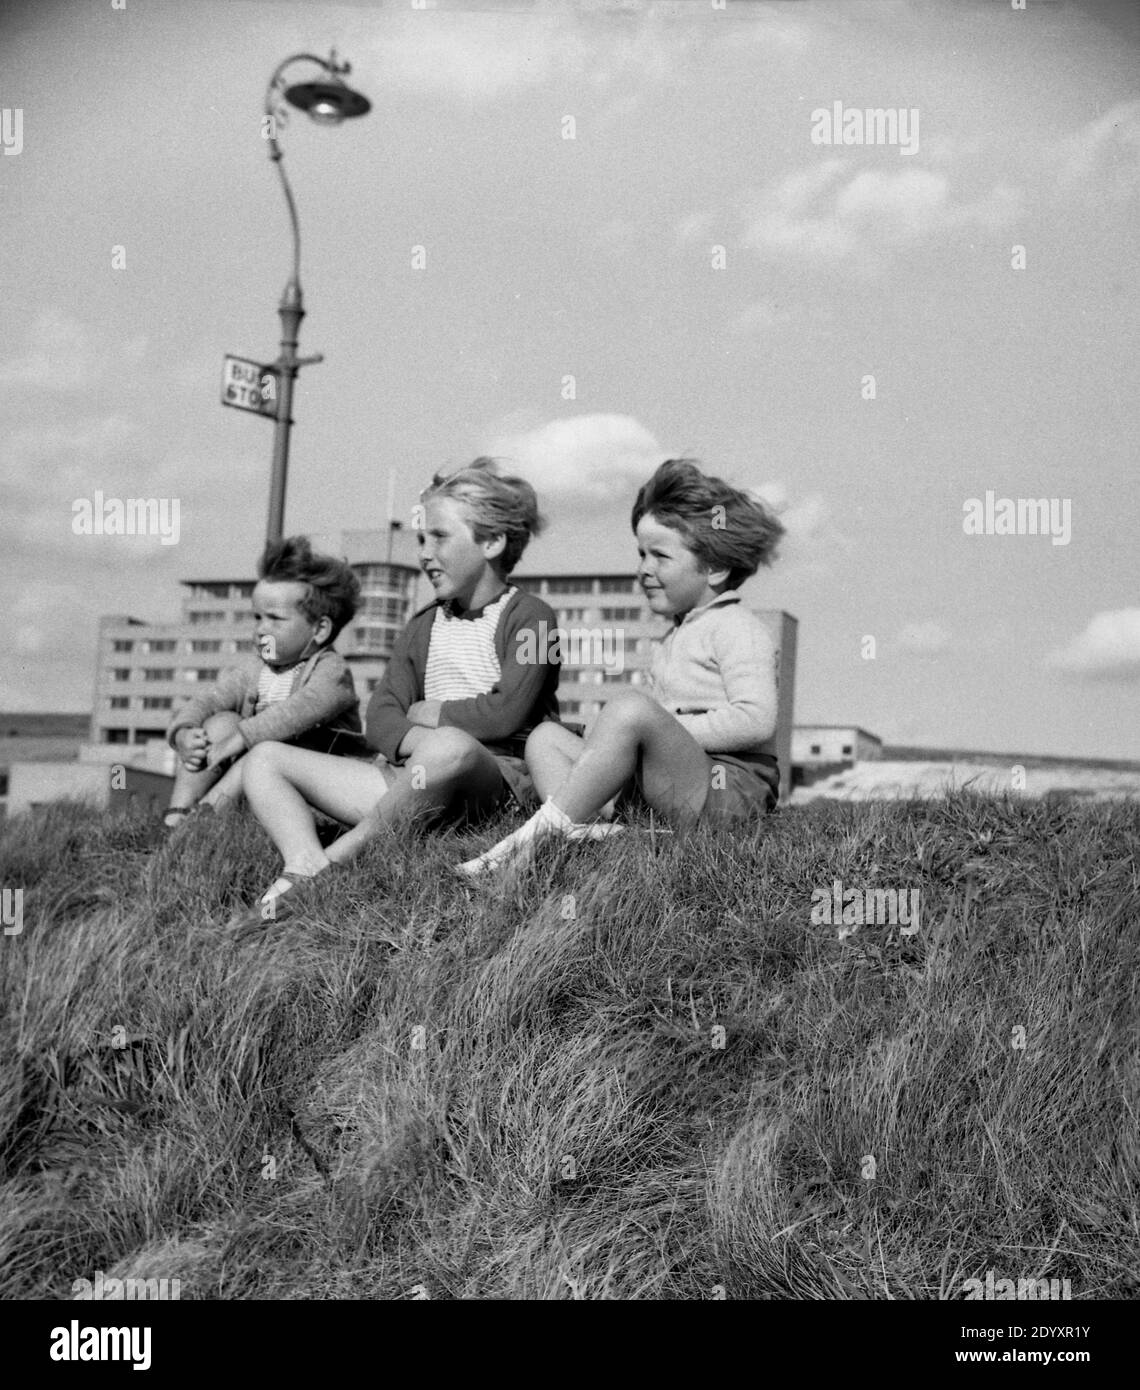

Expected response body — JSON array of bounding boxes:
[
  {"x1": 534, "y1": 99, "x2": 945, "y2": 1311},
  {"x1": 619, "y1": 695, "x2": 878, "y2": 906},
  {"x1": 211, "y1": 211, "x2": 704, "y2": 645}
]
[
  {"x1": 203, "y1": 711, "x2": 242, "y2": 742},
  {"x1": 525, "y1": 721, "x2": 563, "y2": 760},
  {"x1": 412, "y1": 727, "x2": 484, "y2": 784},
  {"x1": 241, "y1": 739, "x2": 288, "y2": 775},
  {"x1": 596, "y1": 687, "x2": 658, "y2": 731}
]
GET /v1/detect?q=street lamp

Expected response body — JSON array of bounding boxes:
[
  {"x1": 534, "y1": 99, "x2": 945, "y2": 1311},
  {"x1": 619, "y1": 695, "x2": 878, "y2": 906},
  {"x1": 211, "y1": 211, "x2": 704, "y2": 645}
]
[{"x1": 259, "y1": 51, "x2": 370, "y2": 544}]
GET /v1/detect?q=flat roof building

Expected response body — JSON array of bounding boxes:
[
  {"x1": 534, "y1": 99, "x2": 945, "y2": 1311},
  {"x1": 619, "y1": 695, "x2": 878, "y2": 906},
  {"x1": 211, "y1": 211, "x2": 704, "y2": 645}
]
[{"x1": 80, "y1": 528, "x2": 797, "y2": 805}]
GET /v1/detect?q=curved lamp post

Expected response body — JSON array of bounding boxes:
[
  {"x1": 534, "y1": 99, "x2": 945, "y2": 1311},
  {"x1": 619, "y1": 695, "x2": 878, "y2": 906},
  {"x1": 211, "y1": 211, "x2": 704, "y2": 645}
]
[{"x1": 262, "y1": 51, "x2": 370, "y2": 544}]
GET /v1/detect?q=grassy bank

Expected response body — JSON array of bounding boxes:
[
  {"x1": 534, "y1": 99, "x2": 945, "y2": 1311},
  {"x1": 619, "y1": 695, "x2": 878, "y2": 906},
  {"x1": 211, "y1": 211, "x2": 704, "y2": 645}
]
[{"x1": 1, "y1": 793, "x2": 1136, "y2": 1299}]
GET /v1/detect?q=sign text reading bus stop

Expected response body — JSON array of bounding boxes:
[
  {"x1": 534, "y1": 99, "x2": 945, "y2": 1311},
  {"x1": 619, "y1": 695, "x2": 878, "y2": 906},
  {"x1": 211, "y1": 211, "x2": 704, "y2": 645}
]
[{"x1": 221, "y1": 355, "x2": 278, "y2": 417}]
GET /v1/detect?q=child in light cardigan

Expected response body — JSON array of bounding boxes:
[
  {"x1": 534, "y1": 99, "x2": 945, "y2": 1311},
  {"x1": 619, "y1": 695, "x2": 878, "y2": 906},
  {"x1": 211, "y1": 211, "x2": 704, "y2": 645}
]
[{"x1": 458, "y1": 457, "x2": 784, "y2": 876}]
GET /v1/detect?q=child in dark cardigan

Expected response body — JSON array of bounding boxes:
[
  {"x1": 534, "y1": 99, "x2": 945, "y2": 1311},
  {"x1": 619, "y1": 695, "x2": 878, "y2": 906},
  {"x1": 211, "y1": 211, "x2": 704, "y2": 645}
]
[{"x1": 229, "y1": 458, "x2": 558, "y2": 934}]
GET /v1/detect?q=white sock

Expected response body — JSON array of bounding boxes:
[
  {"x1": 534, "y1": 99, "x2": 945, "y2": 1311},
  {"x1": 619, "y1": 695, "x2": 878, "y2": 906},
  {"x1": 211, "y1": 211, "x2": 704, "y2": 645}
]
[{"x1": 457, "y1": 799, "x2": 621, "y2": 876}]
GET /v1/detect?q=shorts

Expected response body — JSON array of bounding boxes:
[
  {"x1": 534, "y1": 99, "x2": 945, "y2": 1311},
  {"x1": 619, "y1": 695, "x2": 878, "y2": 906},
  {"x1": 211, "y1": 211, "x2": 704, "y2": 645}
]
[
  {"x1": 612, "y1": 751, "x2": 779, "y2": 825},
  {"x1": 700, "y1": 753, "x2": 778, "y2": 824}
]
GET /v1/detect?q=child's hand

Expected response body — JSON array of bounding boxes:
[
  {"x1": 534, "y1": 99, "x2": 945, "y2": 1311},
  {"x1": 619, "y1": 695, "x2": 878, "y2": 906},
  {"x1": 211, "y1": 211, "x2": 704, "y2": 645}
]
[
  {"x1": 175, "y1": 726, "x2": 209, "y2": 770},
  {"x1": 406, "y1": 700, "x2": 442, "y2": 728},
  {"x1": 206, "y1": 731, "x2": 246, "y2": 768}
]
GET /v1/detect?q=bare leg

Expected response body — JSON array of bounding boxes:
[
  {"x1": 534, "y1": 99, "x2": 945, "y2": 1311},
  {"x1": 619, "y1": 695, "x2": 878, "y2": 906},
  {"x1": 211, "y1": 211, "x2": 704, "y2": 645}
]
[
  {"x1": 457, "y1": 692, "x2": 706, "y2": 875},
  {"x1": 242, "y1": 728, "x2": 508, "y2": 894},
  {"x1": 524, "y1": 721, "x2": 584, "y2": 801},
  {"x1": 165, "y1": 712, "x2": 244, "y2": 822},
  {"x1": 551, "y1": 689, "x2": 710, "y2": 823}
]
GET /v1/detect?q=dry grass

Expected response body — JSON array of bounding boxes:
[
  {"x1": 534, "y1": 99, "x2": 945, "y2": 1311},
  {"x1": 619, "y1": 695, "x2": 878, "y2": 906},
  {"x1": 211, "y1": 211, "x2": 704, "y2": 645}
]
[{"x1": 1, "y1": 793, "x2": 1137, "y2": 1299}]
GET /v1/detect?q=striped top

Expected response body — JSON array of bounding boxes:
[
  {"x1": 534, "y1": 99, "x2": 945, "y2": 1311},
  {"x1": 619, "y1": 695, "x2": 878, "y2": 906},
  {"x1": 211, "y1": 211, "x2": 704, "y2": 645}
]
[
  {"x1": 255, "y1": 662, "x2": 301, "y2": 711},
  {"x1": 423, "y1": 588, "x2": 515, "y2": 702}
]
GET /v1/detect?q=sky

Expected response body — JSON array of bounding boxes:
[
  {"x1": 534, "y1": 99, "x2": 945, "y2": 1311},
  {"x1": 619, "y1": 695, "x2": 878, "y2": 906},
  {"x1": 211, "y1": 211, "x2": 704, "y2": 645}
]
[{"x1": 1, "y1": 0, "x2": 1138, "y2": 759}]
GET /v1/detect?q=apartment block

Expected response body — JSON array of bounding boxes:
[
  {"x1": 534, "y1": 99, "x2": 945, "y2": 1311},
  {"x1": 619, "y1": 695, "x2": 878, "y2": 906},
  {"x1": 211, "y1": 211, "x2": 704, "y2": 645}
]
[{"x1": 85, "y1": 527, "x2": 796, "y2": 802}]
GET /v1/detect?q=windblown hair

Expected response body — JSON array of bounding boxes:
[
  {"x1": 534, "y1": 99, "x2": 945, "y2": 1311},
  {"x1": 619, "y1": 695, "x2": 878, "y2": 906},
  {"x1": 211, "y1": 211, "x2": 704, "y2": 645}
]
[
  {"x1": 257, "y1": 535, "x2": 361, "y2": 643},
  {"x1": 631, "y1": 458, "x2": 784, "y2": 590},
  {"x1": 420, "y1": 456, "x2": 545, "y2": 575}
]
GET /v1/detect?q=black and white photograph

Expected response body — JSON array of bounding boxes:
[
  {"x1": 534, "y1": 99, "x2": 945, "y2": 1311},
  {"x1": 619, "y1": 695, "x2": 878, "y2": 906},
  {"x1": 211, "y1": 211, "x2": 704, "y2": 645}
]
[{"x1": 1, "y1": 0, "x2": 1137, "y2": 1341}]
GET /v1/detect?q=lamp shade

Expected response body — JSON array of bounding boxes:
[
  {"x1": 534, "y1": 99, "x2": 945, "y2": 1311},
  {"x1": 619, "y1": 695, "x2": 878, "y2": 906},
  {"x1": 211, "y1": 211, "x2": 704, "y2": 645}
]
[{"x1": 284, "y1": 78, "x2": 371, "y2": 125}]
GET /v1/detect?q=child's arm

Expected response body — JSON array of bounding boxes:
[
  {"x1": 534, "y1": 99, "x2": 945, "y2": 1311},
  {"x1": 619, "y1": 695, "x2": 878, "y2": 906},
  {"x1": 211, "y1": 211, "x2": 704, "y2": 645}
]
[
  {"x1": 672, "y1": 611, "x2": 778, "y2": 752},
  {"x1": 364, "y1": 616, "x2": 428, "y2": 762},
  {"x1": 167, "y1": 668, "x2": 251, "y2": 749},
  {"x1": 435, "y1": 600, "x2": 558, "y2": 745},
  {"x1": 233, "y1": 654, "x2": 358, "y2": 749}
]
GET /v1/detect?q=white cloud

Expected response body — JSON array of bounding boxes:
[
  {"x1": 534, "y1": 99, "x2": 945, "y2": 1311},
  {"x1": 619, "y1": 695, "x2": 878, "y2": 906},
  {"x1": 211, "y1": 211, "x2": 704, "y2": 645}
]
[
  {"x1": 895, "y1": 621, "x2": 951, "y2": 657},
  {"x1": 1057, "y1": 99, "x2": 1140, "y2": 200},
  {"x1": 737, "y1": 162, "x2": 1021, "y2": 267},
  {"x1": 344, "y1": 4, "x2": 711, "y2": 105},
  {"x1": 484, "y1": 413, "x2": 665, "y2": 503},
  {"x1": 0, "y1": 311, "x2": 149, "y2": 393},
  {"x1": 1047, "y1": 609, "x2": 1140, "y2": 681}
]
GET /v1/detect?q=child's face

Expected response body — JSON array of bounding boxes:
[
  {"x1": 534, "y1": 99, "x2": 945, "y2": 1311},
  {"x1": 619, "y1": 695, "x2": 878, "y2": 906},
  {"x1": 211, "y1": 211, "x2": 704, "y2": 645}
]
[
  {"x1": 418, "y1": 495, "x2": 502, "y2": 606},
  {"x1": 251, "y1": 580, "x2": 327, "y2": 668},
  {"x1": 635, "y1": 514, "x2": 723, "y2": 619}
]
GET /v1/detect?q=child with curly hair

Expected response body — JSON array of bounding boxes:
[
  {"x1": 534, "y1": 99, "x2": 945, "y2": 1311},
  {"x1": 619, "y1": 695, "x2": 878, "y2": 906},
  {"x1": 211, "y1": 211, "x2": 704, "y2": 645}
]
[{"x1": 163, "y1": 535, "x2": 364, "y2": 828}]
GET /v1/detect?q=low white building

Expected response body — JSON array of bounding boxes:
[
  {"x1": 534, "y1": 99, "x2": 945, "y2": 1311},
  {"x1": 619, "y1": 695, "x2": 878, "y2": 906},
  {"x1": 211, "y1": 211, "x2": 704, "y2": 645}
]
[{"x1": 793, "y1": 725, "x2": 883, "y2": 767}]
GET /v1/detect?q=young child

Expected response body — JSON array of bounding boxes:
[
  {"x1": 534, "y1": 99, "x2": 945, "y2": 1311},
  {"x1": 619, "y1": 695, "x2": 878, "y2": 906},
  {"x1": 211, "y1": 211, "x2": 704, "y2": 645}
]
[
  {"x1": 163, "y1": 536, "x2": 364, "y2": 828},
  {"x1": 457, "y1": 457, "x2": 785, "y2": 876},
  {"x1": 228, "y1": 458, "x2": 559, "y2": 933}
]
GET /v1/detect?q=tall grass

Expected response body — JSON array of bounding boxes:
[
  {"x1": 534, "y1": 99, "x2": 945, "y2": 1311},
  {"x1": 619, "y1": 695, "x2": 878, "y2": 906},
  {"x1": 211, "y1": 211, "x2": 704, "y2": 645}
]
[{"x1": 1, "y1": 793, "x2": 1137, "y2": 1299}]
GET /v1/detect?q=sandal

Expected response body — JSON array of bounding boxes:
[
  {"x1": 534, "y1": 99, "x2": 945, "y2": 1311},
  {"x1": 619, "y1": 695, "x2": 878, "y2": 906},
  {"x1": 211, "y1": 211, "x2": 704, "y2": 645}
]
[
  {"x1": 227, "y1": 865, "x2": 341, "y2": 945},
  {"x1": 162, "y1": 803, "x2": 216, "y2": 831}
]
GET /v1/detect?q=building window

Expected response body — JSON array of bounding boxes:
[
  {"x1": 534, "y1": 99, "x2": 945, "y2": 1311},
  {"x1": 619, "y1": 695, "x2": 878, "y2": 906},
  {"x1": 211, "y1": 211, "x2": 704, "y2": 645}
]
[
  {"x1": 109, "y1": 696, "x2": 130, "y2": 710},
  {"x1": 133, "y1": 729, "x2": 166, "y2": 744},
  {"x1": 143, "y1": 668, "x2": 175, "y2": 681},
  {"x1": 112, "y1": 639, "x2": 134, "y2": 652},
  {"x1": 557, "y1": 608, "x2": 590, "y2": 622},
  {"x1": 810, "y1": 744, "x2": 821, "y2": 755},
  {"x1": 232, "y1": 583, "x2": 255, "y2": 599},
  {"x1": 190, "y1": 668, "x2": 219, "y2": 681},
  {"x1": 189, "y1": 610, "x2": 226, "y2": 624},
  {"x1": 105, "y1": 729, "x2": 130, "y2": 744},
  {"x1": 359, "y1": 597, "x2": 405, "y2": 624},
  {"x1": 190, "y1": 640, "x2": 222, "y2": 653},
  {"x1": 546, "y1": 579, "x2": 589, "y2": 595},
  {"x1": 598, "y1": 577, "x2": 636, "y2": 594},
  {"x1": 602, "y1": 671, "x2": 624, "y2": 683},
  {"x1": 191, "y1": 583, "x2": 231, "y2": 599},
  {"x1": 111, "y1": 668, "x2": 132, "y2": 682},
  {"x1": 561, "y1": 701, "x2": 580, "y2": 715},
  {"x1": 600, "y1": 607, "x2": 640, "y2": 621},
  {"x1": 233, "y1": 640, "x2": 256, "y2": 654},
  {"x1": 143, "y1": 697, "x2": 173, "y2": 710},
  {"x1": 145, "y1": 639, "x2": 176, "y2": 653}
]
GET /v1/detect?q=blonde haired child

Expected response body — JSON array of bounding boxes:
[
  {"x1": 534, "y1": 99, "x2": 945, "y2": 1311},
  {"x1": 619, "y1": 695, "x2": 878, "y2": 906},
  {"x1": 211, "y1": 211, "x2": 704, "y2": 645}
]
[
  {"x1": 457, "y1": 457, "x2": 785, "y2": 875},
  {"x1": 230, "y1": 458, "x2": 558, "y2": 933}
]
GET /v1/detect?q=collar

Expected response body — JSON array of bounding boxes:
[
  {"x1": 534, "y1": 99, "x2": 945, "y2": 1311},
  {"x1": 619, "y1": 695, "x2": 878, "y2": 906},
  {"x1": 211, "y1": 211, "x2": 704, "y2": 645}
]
[
  {"x1": 672, "y1": 590, "x2": 740, "y2": 627},
  {"x1": 440, "y1": 585, "x2": 514, "y2": 621}
]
